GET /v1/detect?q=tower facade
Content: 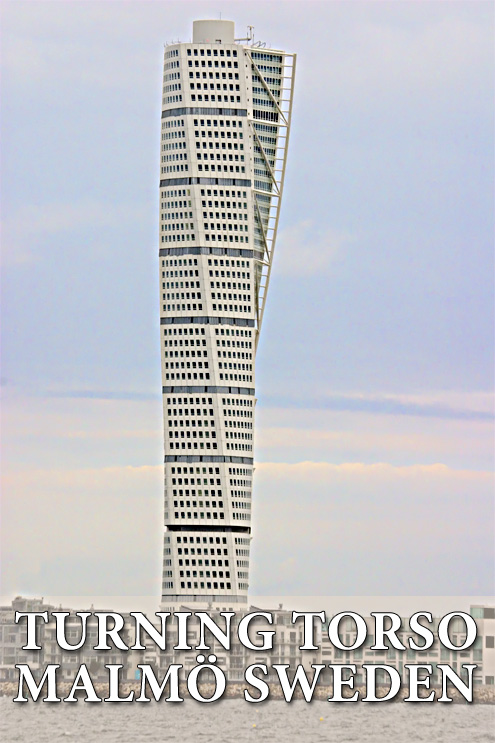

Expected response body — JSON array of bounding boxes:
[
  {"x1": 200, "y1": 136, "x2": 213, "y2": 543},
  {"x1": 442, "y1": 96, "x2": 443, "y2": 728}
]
[{"x1": 159, "y1": 19, "x2": 295, "y2": 612}]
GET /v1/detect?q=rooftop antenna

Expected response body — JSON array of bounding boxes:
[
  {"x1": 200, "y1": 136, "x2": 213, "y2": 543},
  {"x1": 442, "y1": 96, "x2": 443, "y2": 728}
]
[{"x1": 235, "y1": 25, "x2": 254, "y2": 43}]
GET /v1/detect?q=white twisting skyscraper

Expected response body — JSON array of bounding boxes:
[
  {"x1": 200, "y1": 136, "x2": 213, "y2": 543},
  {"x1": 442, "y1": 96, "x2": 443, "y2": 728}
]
[{"x1": 159, "y1": 19, "x2": 295, "y2": 612}]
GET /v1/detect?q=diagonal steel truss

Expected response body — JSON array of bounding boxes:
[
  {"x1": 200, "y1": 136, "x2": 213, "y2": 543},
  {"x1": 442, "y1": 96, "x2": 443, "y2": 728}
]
[{"x1": 246, "y1": 50, "x2": 297, "y2": 351}]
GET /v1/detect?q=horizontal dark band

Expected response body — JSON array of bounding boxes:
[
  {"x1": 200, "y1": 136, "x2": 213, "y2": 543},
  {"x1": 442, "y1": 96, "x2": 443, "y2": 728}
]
[
  {"x1": 160, "y1": 594, "x2": 249, "y2": 603},
  {"x1": 159, "y1": 246, "x2": 256, "y2": 258},
  {"x1": 161, "y1": 316, "x2": 255, "y2": 327},
  {"x1": 163, "y1": 385, "x2": 254, "y2": 395},
  {"x1": 162, "y1": 107, "x2": 247, "y2": 119},
  {"x1": 165, "y1": 454, "x2": 253, "y2": 464},
  {"x1": 160, "y1": 177, "x2": 251, "y2": 188},
  {"x1": 165, "y1": 525, "x2": 251, "y2": 534}
]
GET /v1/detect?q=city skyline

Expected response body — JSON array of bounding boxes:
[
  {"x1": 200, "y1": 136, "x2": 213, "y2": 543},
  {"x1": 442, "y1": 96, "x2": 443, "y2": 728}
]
[{"x1": 1, "y1": 2, "x2": 493, "y2": 602}]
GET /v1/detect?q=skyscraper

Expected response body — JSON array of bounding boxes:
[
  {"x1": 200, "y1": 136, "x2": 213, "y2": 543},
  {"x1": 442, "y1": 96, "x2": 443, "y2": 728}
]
[{"x1": 159, "y1": 19, "x2": 295, "y2": 612}]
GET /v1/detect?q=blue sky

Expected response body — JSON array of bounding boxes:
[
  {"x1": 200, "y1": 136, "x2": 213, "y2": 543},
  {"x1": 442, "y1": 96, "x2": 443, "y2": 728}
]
[{"x1": 1, "y1": 1, "x2": 493, "y2": 602}]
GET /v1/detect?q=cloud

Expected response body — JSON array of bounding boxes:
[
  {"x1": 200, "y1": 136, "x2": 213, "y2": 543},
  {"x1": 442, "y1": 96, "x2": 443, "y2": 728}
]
[
  {"x1": 3, "y1": 386, "x2": 492, "y2": 477},
  {"x1": 259, "y1": 390, "x2": 494, "y2": 422},
  {"x1": 1, "y1": 201, "x2": 149, "y2": 267},
  {"x1": 254, "y1": 417, "x2": 493, "y2": 471},
  {"x1": 275, "y1": 220, "x2": 351, "y2": 276},
  {"x1": 249, "y1": 459, "x2": 494, "y2": 595},
  {"x1": 252, "y1": 390, "x2": 494, "y2": 471},
  {"x1": 254, "y1": 459, "x2": 491, "y2": 483},
  {"x1": 1, "y1": 3, "x2": 153, "y2": 90},
  {"x1": 2, "y1": 458, "x2": 492, "y2": 597},
  {"x1": 1, "y1": 464, "x2": 163, "y2": 596},
  {"x1": 298, "y1": 6, "x2": 492, "y2": 112},
  {"x1": 1, "y1": 393, "x2": 163, "y2": 474},
  {"x1": 41, "y1": 389, "x2": 159, "y2": 402}
]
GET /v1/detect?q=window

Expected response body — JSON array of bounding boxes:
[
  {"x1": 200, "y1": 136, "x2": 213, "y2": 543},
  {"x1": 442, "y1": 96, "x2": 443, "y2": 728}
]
[{"x1": 486, "y1": 636, "x2": 494, "y2": 648}]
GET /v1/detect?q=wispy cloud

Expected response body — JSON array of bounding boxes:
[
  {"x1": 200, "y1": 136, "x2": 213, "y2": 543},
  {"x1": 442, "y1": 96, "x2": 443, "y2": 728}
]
[
  {"x1": 275, "y1": 220, "x2": 352, "y2": 276},
  {"x1": 9, "y1": 384, "x2": 492, "y2": 421},
  {"x1": 1, "y1": 201, "x2": 149, "y2": 266},
  {"x1": 2, "y1": 458, "x2": 493, "y2": 596},
  {"x1": 249, "y1": 459, "x2": 494, "y2": 595},
  {"x1": 300, "y1": 7, "x2": 492, "y2": 110},
  {"x1": 255, "y1": 460, "x2": 493, "y2": 482},
  {"x1": 1, "y1": 3, "x2": 153, "y2": 90},
  {"x1": 259, "y1": 390, "x2": 494, "y2": 422},
  {"x1": 6, "y1": 384, "x2": 492, "y2": 421},
  {"x1": 41, "y1": 389, "x2": 159, "y2": 402}
]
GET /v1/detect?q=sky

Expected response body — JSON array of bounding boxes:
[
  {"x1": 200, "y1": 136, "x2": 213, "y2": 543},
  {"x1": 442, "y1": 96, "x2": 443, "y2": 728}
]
[{"x1": 1, "y1": 1, "x2": 493, "y2": 606}]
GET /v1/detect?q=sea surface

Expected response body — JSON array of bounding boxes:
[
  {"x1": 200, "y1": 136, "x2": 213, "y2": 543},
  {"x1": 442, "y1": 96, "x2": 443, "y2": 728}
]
[{"x1": 1, "y1": 697, "x2": 494, "y2": 743}]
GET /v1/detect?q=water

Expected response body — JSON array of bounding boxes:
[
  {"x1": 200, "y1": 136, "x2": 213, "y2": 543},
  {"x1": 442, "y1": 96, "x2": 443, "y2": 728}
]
[{"x1": 1, "y1": 697, "x2": 494, "y2": 743}]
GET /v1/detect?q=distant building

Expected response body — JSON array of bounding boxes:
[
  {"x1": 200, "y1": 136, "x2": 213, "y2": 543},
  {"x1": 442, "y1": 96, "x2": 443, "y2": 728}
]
[
  {"x1": 470, "y1": 605, "x2": 495, "y2": 685},
  {"x1": 0, "y1": 597, "x2": 51, "y2": 681},
  {"x1": 125, "y1": 605, "x2": 319, "y2": 684},
  {"x1": 319, "y1": 606, "x2": 495, "y2": 687},
  {"x1": 0, "y1": 597, "x2": 129, "y2": 682}
]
